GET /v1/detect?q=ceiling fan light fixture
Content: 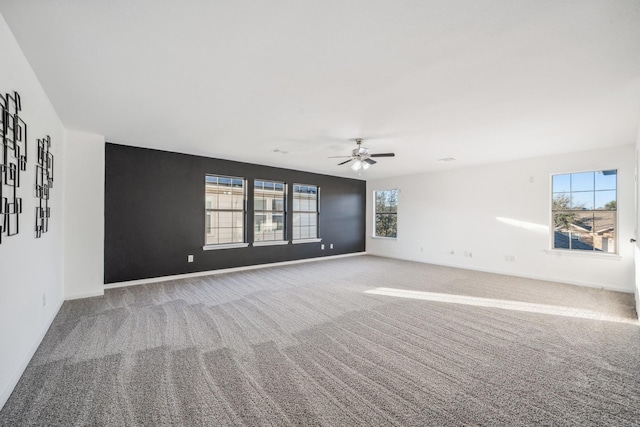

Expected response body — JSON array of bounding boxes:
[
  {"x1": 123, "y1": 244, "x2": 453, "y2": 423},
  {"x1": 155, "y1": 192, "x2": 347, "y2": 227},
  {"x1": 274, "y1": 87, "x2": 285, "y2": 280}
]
[
  {"x1": 351, "y1": 160, "x2": 362, "y2": 171},
  {"x1": 361, "y1": 161, "x2": 370, "y2": 170}
]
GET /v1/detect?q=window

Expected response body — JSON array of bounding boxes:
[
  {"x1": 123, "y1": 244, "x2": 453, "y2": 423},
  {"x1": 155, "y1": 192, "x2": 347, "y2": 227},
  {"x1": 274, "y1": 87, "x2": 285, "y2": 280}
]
[
  {"x1": 374, "y1": 189, "x2": 398, "y2": 238},
  {"x1": 205, "y1": 175, "x2": 245, "y2": 245},
  {"x1": 254, "y1": 180, "x2": 286, "y2": 242},
  {"x1": 292, "y1": 184, "x2": 318, "y2": 240},
  {"x1": 551, "y1": 170, "x2": 617, "y2": 253}
]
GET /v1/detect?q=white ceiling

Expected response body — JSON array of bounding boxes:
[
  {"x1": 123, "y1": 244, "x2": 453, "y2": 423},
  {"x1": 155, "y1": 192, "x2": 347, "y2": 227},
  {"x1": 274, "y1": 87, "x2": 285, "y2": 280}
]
[{"x1": 1, "y1": 0, "x2": 640, "y2": 180}]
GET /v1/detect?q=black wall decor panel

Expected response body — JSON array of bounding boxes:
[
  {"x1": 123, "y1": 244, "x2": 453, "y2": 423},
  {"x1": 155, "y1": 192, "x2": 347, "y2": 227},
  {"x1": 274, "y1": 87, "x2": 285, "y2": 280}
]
[
  {"x1": 35, "y1": 135, "x2": 53, "y2": 238},
  {"x1": 104, "y1": 143, "x2": 366, "y2": 283},
  {"x1": 0, "y1": 91, "x2": 27, "y2": 244}
]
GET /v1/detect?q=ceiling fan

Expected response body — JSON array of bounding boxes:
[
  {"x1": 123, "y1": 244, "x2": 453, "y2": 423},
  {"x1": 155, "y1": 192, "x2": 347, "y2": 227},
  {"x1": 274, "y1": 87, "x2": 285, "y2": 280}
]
[{"x1": 330, "y1": 139, "x2": 395, "y2": 171}]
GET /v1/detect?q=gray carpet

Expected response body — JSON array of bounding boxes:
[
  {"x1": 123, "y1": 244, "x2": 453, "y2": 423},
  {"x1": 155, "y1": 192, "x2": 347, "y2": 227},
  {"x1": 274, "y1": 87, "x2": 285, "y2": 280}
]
[{"x1": 1, "y1": 255, "x2": 639, "y2": 426}]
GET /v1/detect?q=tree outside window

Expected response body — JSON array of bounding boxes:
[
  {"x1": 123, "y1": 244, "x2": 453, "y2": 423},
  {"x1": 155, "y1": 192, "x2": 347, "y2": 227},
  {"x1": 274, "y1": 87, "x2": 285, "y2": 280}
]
[{"x1": 375, "y1": 189, "x2": 397, "y2": 238}]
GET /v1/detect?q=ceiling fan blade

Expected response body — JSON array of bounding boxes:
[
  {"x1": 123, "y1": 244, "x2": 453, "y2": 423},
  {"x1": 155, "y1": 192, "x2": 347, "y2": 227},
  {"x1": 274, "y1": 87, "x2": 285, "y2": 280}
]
[
  {"x1": 337, "y1": 159, "x2": 353, "y2": 166},
  {"x1": 370, "y1": 153, "x2": 395, "y2": 158},
  {"x1": 328, "y1": 155, "x2": 352, "y2": 158},
  {"x1": 364, "y1": 158, "x2": 377, "y2": 165}
]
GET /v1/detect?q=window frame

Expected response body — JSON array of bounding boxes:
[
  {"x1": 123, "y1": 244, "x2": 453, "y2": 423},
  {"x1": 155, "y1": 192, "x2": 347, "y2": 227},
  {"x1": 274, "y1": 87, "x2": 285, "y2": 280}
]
[
  {"x1": 291, "y1": 183, "x2": 321, "y2": 243},
  {"x1": 550, "y1": 169, "x2": 617, "y2": 255},
  {"x1": 253, "y1": 179, "x2": 287, "y2": 245},
  {"x1": 373, "y1": 189, "x2": 398, "y2": 239},
  {"x1": 203, "y1": 174, "x2": 249, "y2": 250}
]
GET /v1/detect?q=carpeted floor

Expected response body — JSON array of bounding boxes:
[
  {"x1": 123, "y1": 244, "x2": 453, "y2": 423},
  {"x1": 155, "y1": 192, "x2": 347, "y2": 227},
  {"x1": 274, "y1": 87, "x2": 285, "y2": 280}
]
[{"x1": 1, "y1": 255, "x2": 639, "y2": 426}]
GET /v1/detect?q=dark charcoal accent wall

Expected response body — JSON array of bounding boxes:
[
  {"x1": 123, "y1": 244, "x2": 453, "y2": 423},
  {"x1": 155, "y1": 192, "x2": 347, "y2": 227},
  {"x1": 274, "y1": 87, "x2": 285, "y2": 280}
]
[{"x1": 104, "y1": 143, "x2": 366, "y2": 283}]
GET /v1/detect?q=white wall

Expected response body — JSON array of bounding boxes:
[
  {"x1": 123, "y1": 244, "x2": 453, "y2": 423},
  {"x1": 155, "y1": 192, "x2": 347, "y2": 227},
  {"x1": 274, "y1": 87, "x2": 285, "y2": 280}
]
[
  {"x1": 63, "y1": 130, "x2": 105, "y2": 299},
  {"x1": 367, "y1": 145, "x2": 636, "y2": 293},
  {"x1": 0, "y1": 13, "x2": 65, "y2": 409}
]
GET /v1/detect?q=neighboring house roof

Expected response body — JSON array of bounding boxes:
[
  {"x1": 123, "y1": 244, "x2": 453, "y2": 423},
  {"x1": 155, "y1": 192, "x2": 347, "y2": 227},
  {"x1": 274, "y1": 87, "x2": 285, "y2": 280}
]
[{"x1": 553, "y1": 231, "x2": 599, "y2": 251}]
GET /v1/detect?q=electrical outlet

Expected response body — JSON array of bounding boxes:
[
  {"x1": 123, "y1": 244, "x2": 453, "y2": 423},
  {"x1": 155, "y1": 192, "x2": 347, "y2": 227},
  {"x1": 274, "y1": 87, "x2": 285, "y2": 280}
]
[
  {"x1": 188, "y1": 255, "x2": 194, "y2": 263},
  {"x1": 330, "y1": 244, "x2": 333, "y2": 249},
  {"x1": 464, "y1": 251, "x2": 473, "y2": 258},
  {"x1": 321, "y1": 244, "x2": 325, "y2": 250},
  {"x1": 449, "y1": 250, "x2": 455, "y2": 255},
  {"x1": 42, "y1": 293, "x2": 46, "y2": 307},
  {"x1": 420, "y1": 246, "x2": 424, "y2": 252},
  {"x1": 505, "y1": 255, "x2": 516, "y2": 262}
]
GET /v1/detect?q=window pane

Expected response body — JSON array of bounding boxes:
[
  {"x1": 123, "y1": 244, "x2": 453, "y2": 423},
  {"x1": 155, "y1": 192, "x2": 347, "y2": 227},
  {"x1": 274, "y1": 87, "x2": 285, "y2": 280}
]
[
  {"x1": 308, "y1": 214, "x2": 317, "y2": 228},
  {"x1": 552, "y1": 193, "x2": 571, "y2": 210},
  {"x1": 218, "y1": 228, "x2": 233, "y2": 244},
  {"x1": 253, "y1": 180, "x2": 286, "y2": 241},
  {"x1": 299, "y1": 196, "x2": 309, "y2": 212},
  {"x1": 232, "y1": 190, "x2": 244, "y2": 209},
  {"x1": 274, "y1": 230, "x2": 284, "y2": 240},
  {"x1": 571, "y1": 191, "x2": 594, "y2": 210},
  {"x1": 292, "y1": 184, "x2": 318, "y2": 240},
  {"x1": 595, "y1": 191, "x2": 616, "y2": 210},
  {"x1": 375, "y1": 190, "x2": 398, "y2": 237},
  {"x1": 552, "y1": 174, "x2": 570, "y2": 193},
  {"x1": 571, "y1": 172, "x2": 594, "y2": 192},
  {"x1": 376, "y1": 213, "x2": 397, "y2": 238},
  {"x1": 550, "y1": 169, "x2": 617, "y2": 253},
  {"x1": 272, "y1": 214, "x2": 284, "y2": 230},
  {"x1": 553, "y1": 210, "x2": 574, "y2": 230},
  {"x1": 233, "y1": 211, "x2": 244, "y2": 228},
  {"x1": 218, "y1": 192, "x2": 232, "y2": 209},
  {"x1": 571, "y1": 212, "x2": 595, "y2": 251},
  {"x1": 595, "y1": 170, "x2": 616, "y2": 191},
  {"x1": 205, "y1": 192, "x2": 217, "y2": 209},
  {"x1": 205, "y1": 175, "x2": 245, "y2": 245},
  {"x1": 553, "y1": 230, "x2": 570, "y2": 249},
  {"x1": 594, "y1": 211, "x2": 616, "y2": 253},
  {"x1": 233, "y1": 228, "x2": 243, "y2": 243},
  {"x1": 218, "y1": 212, "x2": 232, "y2": 228}
]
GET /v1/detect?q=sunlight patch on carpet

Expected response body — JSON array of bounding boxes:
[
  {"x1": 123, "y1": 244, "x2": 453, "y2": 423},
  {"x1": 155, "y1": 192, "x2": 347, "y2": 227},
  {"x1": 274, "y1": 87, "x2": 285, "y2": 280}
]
[{"x1": 364, "y1": 287, "x2": 637, "y2": 324}]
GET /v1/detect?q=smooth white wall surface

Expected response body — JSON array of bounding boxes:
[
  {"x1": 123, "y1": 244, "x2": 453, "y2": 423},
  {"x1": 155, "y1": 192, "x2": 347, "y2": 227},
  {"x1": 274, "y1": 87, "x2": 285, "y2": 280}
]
[
  {"x1": 367, "y1": 145, "x2": 636, "y2": 293},
  {"x1": 0, "y1": 13, "x2": 65, "y2": 409},
  {"x1": 63, "y1": 130, "x2": 105, "y2": 299}
]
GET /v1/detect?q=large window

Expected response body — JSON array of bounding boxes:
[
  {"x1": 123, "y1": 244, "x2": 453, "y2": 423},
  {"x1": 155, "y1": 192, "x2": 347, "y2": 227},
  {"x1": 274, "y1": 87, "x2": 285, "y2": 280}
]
[
  {"x1": 292, "y1": 184, "x2": 318, "y2": 240},
  {"x1": 552, "y1": 170, "x2": 617, "y2": 253},
  {"x1": 374, "y1": 189, "x2": 398, "y2": 238},
  {"x1": 254, "y1": 180, "x2": 286, "y2": 242},
  {"x1": 205, "y1": 175, "x2": 245, "y2": 245}
]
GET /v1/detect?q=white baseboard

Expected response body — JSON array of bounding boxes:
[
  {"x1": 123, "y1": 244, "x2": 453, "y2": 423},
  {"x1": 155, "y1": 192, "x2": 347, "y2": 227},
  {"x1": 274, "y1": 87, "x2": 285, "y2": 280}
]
[
  {"x1": 368, "y1": 253, "x2": 634, "y2": 294},
  {"x1": 65, "y1": 289, "x2": 105, "y2": 300},
  {"x1": 0, "y1": 298, "x2": 64, "y2": 411},
  {"x1": 105, "y1": 252, "x2": 367, "y2": 290}
]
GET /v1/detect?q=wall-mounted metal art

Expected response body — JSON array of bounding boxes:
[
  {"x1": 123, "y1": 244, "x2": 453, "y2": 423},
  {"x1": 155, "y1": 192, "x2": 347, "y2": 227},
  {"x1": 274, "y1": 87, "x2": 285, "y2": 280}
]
[
  {"x1": 1, "y1": 91, "x2": 27, "y2": 244},
  {"x1": 35, "y1": 135, "x2": 53, "y2": 238}
]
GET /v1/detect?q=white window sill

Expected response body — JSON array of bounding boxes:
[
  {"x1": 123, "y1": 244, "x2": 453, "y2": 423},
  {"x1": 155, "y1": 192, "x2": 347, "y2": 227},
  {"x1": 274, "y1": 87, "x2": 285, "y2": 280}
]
[
  {"x1": 544, "y1": 249, "x2": 621, "y2": 260},
  {"x1": 203, "y1": 243, "x2": 250, "y2": 251},
  {"x1": 252, "y1": 240, "x2": 290, "y2": 247},
  {"x1": 370, "y1": 236, "x2": 397, "y2": 240},
  {"x1": 291, "y1": 238, "x2": 322, "y2": 244}
]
